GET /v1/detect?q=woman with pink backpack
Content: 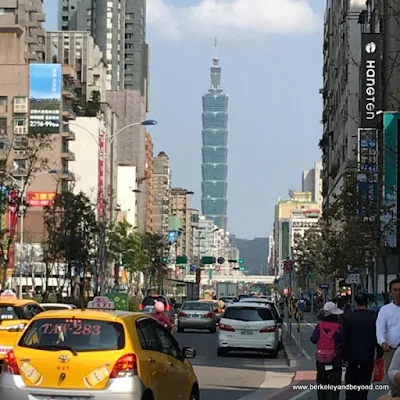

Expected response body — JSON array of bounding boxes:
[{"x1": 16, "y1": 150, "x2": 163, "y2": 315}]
[{"x1": 311, "y1": 301, "x2": 346, "y2": 400}]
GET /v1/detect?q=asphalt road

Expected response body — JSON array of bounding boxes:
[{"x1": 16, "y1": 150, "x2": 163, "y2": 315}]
[{"x1": 175, "y1": 328, "x2": 294, "y2": 400}]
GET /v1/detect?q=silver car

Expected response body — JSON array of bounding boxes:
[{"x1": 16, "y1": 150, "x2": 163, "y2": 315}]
[{"x1": 177, "y1": 301, "x2": 217, "y2": 333}]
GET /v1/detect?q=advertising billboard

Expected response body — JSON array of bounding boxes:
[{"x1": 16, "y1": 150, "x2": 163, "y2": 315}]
[
  {"x1": 27, "y1": 192, "x2": 56, "y2": 207},
  {"x1": 357, "y1": 128, "x2": 378, "y2": 217},
  {"x1": 97, "y1": 128, "x2": 106, "y2": 220},
  {"x1": 29, "y1": 63, "x2": 62, "y2": 134},
  {"x1": 382, "y1": 113, "x2": 399, "y2": 247},
  {"x1": 360, "y1": 33, "x2": 381, "y2": 128}
]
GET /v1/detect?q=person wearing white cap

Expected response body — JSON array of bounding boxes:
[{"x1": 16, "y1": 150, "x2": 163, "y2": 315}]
[{"x1": 311, "y1": 301, "x2": 345, "y2": 400}]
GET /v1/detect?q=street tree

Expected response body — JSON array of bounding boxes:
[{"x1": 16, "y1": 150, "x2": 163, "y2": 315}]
[
  {"x1": 141, "y1": 232, "x2": 168, "y2": 293},
  {"x1": 107, "y1": 221, "x2": 149, "y2": 286},
  {"x1": 43, "y1": 191, "x2": 98, "y2": 301},
  {"x1": 0, "y1": 129, "x2": 54, "y2": 288}
]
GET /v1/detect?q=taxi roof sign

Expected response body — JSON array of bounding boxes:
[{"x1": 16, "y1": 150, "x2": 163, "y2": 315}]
[
  {"x1": 87, "y1": 296, "x2": 115, "y2": 310},
  {"x1": 0, "y1": 290, "x2": 17, "y2": 300}
]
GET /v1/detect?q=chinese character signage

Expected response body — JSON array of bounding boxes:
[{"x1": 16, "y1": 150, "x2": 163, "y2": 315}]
[
  {"x1": 97, "y1": 129, "x2": 105, "y2": 220},
  {"x1": 358, "y1": 128, "x2": 378, "y2": 217},
  {"x1": 360, "y1": 33, "x2": 381, "y2": 128},
  {"x1": 29, "y1": 64, "x2": 61, "y2": 134},
  {"x1": 27, "y1": 192, "x2": 56, "y2": 207}
]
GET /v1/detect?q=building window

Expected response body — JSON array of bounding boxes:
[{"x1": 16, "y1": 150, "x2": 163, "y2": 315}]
[
  {"x1": 14, "y1": 117, "x2": 26, "y2": 127},
  {"x1": 14, "y1": 159, "x2": 26, "y2": 170},
  {"x1": 0, "y1": 96, "x2": 7, "y2": 106},
  {"x1": 126, "y1": 13, "x2": 134, "y2": 19}
]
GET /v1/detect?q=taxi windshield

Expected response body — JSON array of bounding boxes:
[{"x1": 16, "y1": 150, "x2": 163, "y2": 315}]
[
  {"x1": 19, "y1": 318, "x2": 125, "y2": 352},
  {"x1": 0, "y1": 304, "x2": 24, "y2": 321}
]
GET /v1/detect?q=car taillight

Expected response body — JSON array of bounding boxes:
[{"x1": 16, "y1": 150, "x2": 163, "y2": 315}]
[
  {"x1": 219, "y1": 323, "x2": 235, "y2": 332},
  {"x1": 203, "y1": 312, "x2": 213, "y2": 318},
  {"x1": 166, "y1": 304, "x2": 171, "y2": 311},
  {"x1": 110, "y1": 354, "x2": 137, "y2": 378},
  {"x1": 139, "y1": 304, "x2": 143, "y2": 310},
  {"x1": 178, "y1": 312, "x2": 188, "y2": 317},
  {"x1": 3, "y1": 350, "x2": 20, "y2": 375},
  {"x1": 260, "y1": 326, "x2": 276, "y2": 333}
]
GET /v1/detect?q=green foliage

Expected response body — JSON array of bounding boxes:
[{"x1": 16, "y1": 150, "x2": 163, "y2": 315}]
[
  {"x1": 43, "y1": 191, "x2": 98, "y2": 275},
  {"x1": 141, "y1": 232, "x2": 168, "y2": 284},
  {"x1": 73, "y1": 89, "x2": 101, "y2": 117},
  {"x1": 107, "y1": 221, "x2": 149, "y2": 273}
]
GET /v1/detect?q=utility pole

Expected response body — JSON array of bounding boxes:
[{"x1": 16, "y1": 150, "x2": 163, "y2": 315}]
[{"x1": 18, "y1": 177, "x2": 25, "y2": 298}]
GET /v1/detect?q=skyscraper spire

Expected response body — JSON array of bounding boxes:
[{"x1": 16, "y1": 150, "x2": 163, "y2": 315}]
[{"x1": 210, "y1": 38, "x2": 221, "y2": 89}]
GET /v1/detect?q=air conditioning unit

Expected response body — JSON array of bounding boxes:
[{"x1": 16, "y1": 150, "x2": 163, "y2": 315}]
[{"x1": 14, "y1": 126, "x2": 28, "y2": 135}]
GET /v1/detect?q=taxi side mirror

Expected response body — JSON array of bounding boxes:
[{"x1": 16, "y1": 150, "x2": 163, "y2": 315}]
[{"x1": 182, "y1": 346, "x2": 196, "y2": 359}]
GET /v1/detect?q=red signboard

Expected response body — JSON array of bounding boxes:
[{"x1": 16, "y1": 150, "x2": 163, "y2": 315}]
[
  {"x1": 7, "y1": 190, "x2": 18, "y2": 269},
  {"x1": 27, "y1": 192, "x2": 56, "y2": 207},
  {"x1": 97, "y1": 129, "x2": 105, "y2": 220}
]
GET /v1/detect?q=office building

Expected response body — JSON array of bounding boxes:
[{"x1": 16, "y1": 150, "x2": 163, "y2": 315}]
[
  {"x1": 59, "y1": 0, "x2": 149, "y2": 96},
  {"x1": 45, "y1": 31, "x2": 108, "y2": 101},
  {"x1": 68, "y1": 107, "x2": 119, "y2": 221},
  {"x1": 0, "y1": 0, "x2": 46, "y2": 64},
  {"x1": 321, "y1": 1, "x2": 363, "y2": 206},
  {"x1": 171, "y1": 188, "x2": 193, "y2": 258},
  {"x1": 302, "y1": 161, "x2": 323, "y2": 207},
  {"x1": 192, "y1": 215, "x2": 216, "y2": 261},
  {"x1": 145, "y1": 132, "x2": 153, "y2": 232},
  {"x1": 151, "y1": 152, "x2": 170, "y2": 234},
  {"x1": 201, "y1": 40, "x2": 229, "y2": 231},
  {"x1": 271, "y1": 192, "x2": 319, "y2": 277}
]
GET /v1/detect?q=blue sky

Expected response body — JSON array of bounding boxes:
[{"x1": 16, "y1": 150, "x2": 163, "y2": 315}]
[
  {"x1": 43, "y1": 0, "x2": 324, "y2": 239},
  {"x1": 30, "y1": 64, "x2": 62, "y2": 99}
]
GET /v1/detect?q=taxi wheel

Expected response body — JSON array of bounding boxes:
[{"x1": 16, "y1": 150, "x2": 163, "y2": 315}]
[
  {"x1": 217, "y1": 347, "x2": 228, "y2": 357},
  {"x1": 270, "y1": 349, "x2": 279, "y2": 358},
  {"x1": 190, "y1": 384, "x2": 200, "y2": 400},
  {"x1": 209, "y1": 327, "x2": 216, "y2": 333}
]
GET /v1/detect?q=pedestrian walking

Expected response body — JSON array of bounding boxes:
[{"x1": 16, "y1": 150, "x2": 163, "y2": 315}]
[
  {"x1": 387, "y1": 345, "x2": 400, "y2": 397},
  {"x1": 311, "y1": 301, "x2": 345, "y2": 400},
  {"x1": 376, "y1": 278, "x2": 400, "y2": 385},
  {"x1": 343, "y1": 293, "x2": 383, "y2": 400}
]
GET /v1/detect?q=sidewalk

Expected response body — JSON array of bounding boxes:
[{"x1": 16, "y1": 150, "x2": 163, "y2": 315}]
[{"x1": 277, "y1": 315, "x2": 390, "y2": 400}]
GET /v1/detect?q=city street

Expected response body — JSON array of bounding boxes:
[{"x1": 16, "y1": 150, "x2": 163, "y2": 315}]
[{"x1": 175, "y1": 329, "x2": 294, "y2": 400}]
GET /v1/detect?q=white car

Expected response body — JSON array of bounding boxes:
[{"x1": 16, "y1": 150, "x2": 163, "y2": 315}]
[
  {"x1": 218, "y1": 302, "x2": 280, "y2": 358},
  {"x1": 239, "y1": 297, "x2": 283, "y2": 347}
]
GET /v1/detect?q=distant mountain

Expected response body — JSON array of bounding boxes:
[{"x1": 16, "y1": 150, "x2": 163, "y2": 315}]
[{"x1": 235, "y1": 238, "x2": 270, "y2": 275}]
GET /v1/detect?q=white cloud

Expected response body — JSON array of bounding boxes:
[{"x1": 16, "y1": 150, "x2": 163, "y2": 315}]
[{"x1": 147, "y1": 0, "x2": 320, "y2": 39}]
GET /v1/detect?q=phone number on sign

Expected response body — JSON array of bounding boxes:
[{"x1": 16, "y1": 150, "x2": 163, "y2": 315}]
[{"x1": 292, "y1": 384, "x2": 389, "y2": 391}]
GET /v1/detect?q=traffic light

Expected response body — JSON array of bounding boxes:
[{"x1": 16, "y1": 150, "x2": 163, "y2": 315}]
[
  {"x1": 239, "y1": 266, "x2": 245, "y2": 271},
  {"x1": 238, "y1": 259, "x2": 243, "y2": 264},
  {"x1": 161, "y1": 257, "x2": 168, "y2": 263}
]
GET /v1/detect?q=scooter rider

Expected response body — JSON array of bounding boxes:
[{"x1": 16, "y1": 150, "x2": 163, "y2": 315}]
[{"x1": 152, "y1": 301, "x2": 174, "y2": 331}]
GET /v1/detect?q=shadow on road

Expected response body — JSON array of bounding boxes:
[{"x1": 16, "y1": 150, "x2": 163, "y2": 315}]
[{"x1": 200, "y1": 386, "x2": 259, "y2": 400}]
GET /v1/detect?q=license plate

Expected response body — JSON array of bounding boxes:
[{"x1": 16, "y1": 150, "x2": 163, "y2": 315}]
[
  {"x1": 240, "y1": 330, "x2": 253, "y2": 335},
  {"x1": 190, "y1": 314, "x2": 200, "y2": 318},
  {"x1": 39, "y1": 397, "x2": 87, "y2": 400}
]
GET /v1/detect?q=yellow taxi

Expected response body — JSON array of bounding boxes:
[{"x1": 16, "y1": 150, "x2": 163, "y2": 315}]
[
  {"x1": 0, "y1": 290, "x2": 44, "y2": 367},
  {"x1": 0, "y1": 296, "x2": 200, "y2": 400}
]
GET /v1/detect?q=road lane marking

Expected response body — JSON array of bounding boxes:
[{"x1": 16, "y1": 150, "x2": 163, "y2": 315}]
[
  {"x1": 289, "y1": 389, "x2": 312, "y2": 400},
  {"x1": 283, "y1": 323, "x2": 312, "y2": 360}
]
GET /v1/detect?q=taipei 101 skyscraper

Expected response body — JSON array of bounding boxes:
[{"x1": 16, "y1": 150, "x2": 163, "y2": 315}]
[{"x1": 201, "y1": 38, "x2": 229, "y2": 231}]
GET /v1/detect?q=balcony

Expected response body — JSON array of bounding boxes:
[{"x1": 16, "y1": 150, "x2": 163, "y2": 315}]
[
  {"x1": 62, "y1": 65, "x2": 77, "y2": 80},
  {"x1": 11, "y1": 168, "x2": 27, "y2": 177},
  {"x1": 27, "y1": 18, "x2": 38, "y2": 28},
  {"x1": 61, "y1": 125, "x2": 75, "y2": 140},
  {"x1": 36, "y1": 12, "x2": 45, "y2": 22},
  {"x1": 62, "y1": 81, "x2": 76, "y2": 99},
  {"x1": 36, "y1": 26, "x2": 45, "y2": 37},
  {"x1": 26, "y1": 51, "x2": 39, "y2": 61},
  {"x1": 36, "y1": 43, "x2": 45, "y2": 53},
  {"x1": 61, "y1": 149, "x2": 75, "y2": 161},
  {"x1": 62, "y1": 103, "x2": 75, "y2": 120},
  {"x1": 13, "y1": 97, "x2": 28, "y2": 114},
  {"x1": 14, "y1": 125, "x2": 28, "y2": 135},
  {"x1": 61, "y1": 170, "x2": 75, "y2": 181}
]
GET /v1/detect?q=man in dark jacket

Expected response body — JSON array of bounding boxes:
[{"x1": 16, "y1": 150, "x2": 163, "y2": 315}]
[{"x1": 343, "y1": 293, "x2": 383, "y2": 400}]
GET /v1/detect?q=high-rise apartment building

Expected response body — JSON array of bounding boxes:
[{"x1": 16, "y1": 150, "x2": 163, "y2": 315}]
[
  {"x1": 0, "y1": 27, "x2": 77, "y2": 244},
  {"x1": 145, "y1": 132, "x2": 153, "y2": 232},
  {"x1": 201, "y1": 41, "x2": 229, "y2": 231},
  {"x1": 171, "y1": 188, "x2": 193, "y2": 257},
  {"x1": 151, "y1": 152, "x2": 170, "y2": 234},
  {"x1": 321, "y1": 1, "x2": 362, "y2": 206},
  {"x1": 302, "y1": 161, "x2": 323, "y2": 207},
  {"x1": 0, "y1": 0, "x2": 46, "y2": 64},
  {"x1": 45, "y1": 31, "x2": 108, "y2": 101},
  {"x1": 58, "y1": 0, "x2": 149, "y2": 96}
]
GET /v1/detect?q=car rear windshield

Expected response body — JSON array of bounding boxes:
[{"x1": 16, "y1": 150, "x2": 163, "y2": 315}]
[
  {"x1": 19, "y1": 318, "x2": 125, "y2": 352},
  {"x1": 0, "y1": 305, "x2": 24, "y2": 320},
  {"x1": 142, "y1": 296, "x2": 167, "y2": 307},
  {"x1": 182, "y1": 302, "x2": 211, "y2": 311},
  {"x1": 223, "y1": 307, "x2": 274, "y2": 321}
]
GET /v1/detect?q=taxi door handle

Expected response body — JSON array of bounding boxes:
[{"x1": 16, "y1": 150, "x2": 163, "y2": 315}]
[{"x1": 149, "y1": 357, "x2": 156, "y2": 364}]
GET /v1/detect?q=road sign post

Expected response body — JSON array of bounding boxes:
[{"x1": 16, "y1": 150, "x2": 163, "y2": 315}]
[{"x1": 346, "y1": 266, "x2": 360, "y2": 308}]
